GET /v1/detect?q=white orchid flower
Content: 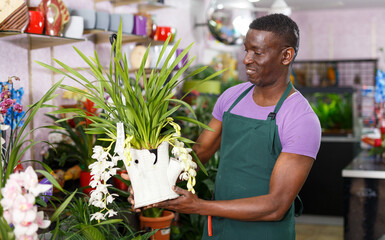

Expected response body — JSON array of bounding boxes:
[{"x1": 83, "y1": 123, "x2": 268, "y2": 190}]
[{"x1": 90, "y1": 212, "x2": 106, "y2": 221}]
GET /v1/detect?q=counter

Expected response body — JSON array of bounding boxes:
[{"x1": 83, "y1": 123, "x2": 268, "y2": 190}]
[
  {"x1": 342, "y1": 151, "x2": 385, "y2": 179},
  {"x1": 342, "y1": 151, "x2": 385, "y2": 240}
]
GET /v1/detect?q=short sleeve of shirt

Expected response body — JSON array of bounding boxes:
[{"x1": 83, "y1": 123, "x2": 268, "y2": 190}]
[{"x1": 280, "y1": 111, "x2": 321, "y2": 159}]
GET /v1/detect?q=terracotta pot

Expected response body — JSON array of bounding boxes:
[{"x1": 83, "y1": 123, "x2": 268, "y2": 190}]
[
  {"x1": 25, "y1": 10, "x2": 44, "y2": 34},
  {"x1": 140, "y1": 210, "x2": 175, "y2": 240},
  {"x1": 113, "y1": 170, "x2": 129, "y2": 191},
  {"x1": 80, "y1": 170, "x2": 94, "y2": 195}
]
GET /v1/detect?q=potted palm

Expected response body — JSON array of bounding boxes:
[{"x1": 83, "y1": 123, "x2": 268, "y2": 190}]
[{"x1": 37, "y1": 22, "x2": 224, "y2": 220}]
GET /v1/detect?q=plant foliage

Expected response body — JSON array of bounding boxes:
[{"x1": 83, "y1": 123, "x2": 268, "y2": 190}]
[{"x1": 37, "y1": 22, "x2": 224, "y2": 151}]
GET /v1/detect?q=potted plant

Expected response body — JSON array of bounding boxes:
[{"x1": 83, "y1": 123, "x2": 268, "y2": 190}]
[
  {"x1": 37, "y1": 22, "x2": 224, "y2": 220},
  {"x1": 140, "y1": 208, "x2": 174, "y2": 240}
]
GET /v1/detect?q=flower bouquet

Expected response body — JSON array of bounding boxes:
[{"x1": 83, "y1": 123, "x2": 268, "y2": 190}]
[{"x1": 38, "y1": 22, "x2": 224, "y2": 220}]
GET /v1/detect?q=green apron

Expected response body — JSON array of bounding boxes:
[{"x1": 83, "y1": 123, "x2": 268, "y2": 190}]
[{"x1": 202, "y1": 82, "x2": 295, "y2": 240}]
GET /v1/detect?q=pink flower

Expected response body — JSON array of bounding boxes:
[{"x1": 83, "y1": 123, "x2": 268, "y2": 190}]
[
  {"x1": 0, "y1": 90, "x2": 10, "y2": 99},
  {"x1": 36, "y1": 211, "x2": 50, "y2": 229},
  {"x1": 0, "y1": 98, "x2": 14, "y2": 110},
  {"x1": 0, "y1": 166, "x2": 52, "y2": 238},
  {"x1": 14, "y1": 103, "x2": 23, "y2": 113},
  {"x1": 23, "y1": 167, "x2": 52, "y2": 197}
]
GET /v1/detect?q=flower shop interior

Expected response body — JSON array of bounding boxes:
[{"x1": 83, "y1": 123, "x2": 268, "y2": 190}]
[{"x1": 2, "y1": 0, "x2": 385, "y2": 239}]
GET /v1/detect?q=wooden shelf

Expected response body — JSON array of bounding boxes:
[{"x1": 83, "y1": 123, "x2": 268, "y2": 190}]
[
  {"x1": 0, "y1": 31, "x2": 86, "y2": 50},
  {"x1": 138, "y1": 2, "x2": 171, "y2": 12},
  {"x1": 83, "y1": 29, "x2": 164, "y2": 45},
  {"x1": 94, "y1": 0, "x2": 170, "y2": 10}
]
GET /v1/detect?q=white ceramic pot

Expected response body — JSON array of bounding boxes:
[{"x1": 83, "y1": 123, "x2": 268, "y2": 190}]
[
  {"x1": 124, "y1": 141, "x2": 183, "y2": 209},
  {"x1": 63, "y1": 16, "x2": 84, "y2": 39}
]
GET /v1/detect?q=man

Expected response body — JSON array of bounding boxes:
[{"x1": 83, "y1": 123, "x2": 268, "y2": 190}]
[{"x1": 129, "y1": 13, "x2": 321, "y2": 239}]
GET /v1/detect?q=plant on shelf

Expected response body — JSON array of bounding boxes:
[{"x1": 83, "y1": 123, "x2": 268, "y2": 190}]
[{"x1": 37, "y1": 21, "x2": 225, "y2": 224}]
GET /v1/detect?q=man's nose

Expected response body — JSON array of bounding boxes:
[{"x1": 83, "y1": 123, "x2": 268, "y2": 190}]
[{"x1": 243, "y1": 51, "x2": 253, "y2": 65}]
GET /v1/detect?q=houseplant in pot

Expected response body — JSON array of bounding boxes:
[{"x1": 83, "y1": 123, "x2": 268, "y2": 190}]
[{"x1": 37, "y1": 22, "x2": 224, "y2": 221}]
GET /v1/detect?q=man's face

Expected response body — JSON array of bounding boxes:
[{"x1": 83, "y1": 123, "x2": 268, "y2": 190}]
[{"x1": 243, "y1": 29, "x2": 285, "y2": 87}]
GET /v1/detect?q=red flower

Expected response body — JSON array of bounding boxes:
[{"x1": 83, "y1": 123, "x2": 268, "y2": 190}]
[{"x1": 81, "y1": 99, "x2": 98, "y2": 126}]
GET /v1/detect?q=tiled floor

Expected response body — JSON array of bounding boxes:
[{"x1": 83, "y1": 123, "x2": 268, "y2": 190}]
[{"x1": 295, "y1": 215, "x2": 343, "y2": 240}]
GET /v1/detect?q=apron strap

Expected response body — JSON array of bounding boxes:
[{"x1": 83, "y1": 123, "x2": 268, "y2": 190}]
[
  {"x1": 268, "y1": 81, "x2": 293, "y2": 153},
  {"x1": 268, "y1": 81, "x2": 293, "y2": 120},
  {"x1": 227, "y1": 85, "x2": 254, "y2": 113}
]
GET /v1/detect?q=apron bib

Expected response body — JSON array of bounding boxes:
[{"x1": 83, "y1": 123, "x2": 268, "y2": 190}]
[{"x1": 202, "y1": 82, "x2": 295, "y2": 240}]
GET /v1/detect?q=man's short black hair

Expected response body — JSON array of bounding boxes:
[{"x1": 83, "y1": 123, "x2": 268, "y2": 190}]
[{"x1": 249, "y1": 14, "x2": 299, "y2": 57}]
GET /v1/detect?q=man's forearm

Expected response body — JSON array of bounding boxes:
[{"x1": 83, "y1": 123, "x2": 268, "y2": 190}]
[{"x1": 196, "y1": 194, "x2": 290, "y2": 222}]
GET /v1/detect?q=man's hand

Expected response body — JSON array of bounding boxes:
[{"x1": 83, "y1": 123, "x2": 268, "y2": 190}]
[{"x1": 152, "y1": 186, "x2": 202, "y2": 215}]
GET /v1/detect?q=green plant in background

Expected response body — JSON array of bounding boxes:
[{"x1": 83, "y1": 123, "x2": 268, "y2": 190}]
[
  {"x1": 43, "y1": 114, "x2": 102, "y2": 171},
  {"x1": 309, "y1": 93, "x2": 353, "y2": 134},
  {"x1": 52, "y1": 193, "x2": 155, "y2": 240}
]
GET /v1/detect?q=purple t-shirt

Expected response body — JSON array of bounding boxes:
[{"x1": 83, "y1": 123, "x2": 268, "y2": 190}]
[{"x1": 213, "y1": 82, "x2": 321, "y2": 159}]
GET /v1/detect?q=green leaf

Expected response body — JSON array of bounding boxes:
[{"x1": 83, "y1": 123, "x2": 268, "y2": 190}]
[
  {"x1": 35, "y1": 196, "x2": 48, "y2": 208},
  {"x1": 50, "y1": 190, "x2": 77, "y2": 222},
  {"x1": 80, "y1": 224, "x2": 105, "y2": 240},
  {"x1": 35, "y1": 169, "x2": 64, "y2": 193},
  {"x1": 94, "y1": 219, "x2": 123, "y2": 226}
]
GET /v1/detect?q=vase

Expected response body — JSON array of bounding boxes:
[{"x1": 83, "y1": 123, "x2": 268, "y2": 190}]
[
  {"x1": 0, "y1": 0, "x2": 29, "y2": 32},
  {"x1": 140, "y1": 210, "x2": 175, "y2": 240},
  {"x1": 124, "y1": 141, "x2": 183, "y2": 209},
  {"x1": 25, "y1": 10, "x2": 45, "y2": 34},
  {"x1": 132, "y1": 15, "x2": 147, "y2": 36},
  {"x1": 71, "y1": 8, "x2": 95, "y2": 30},
  {"x1": 80, "y1": 170, "x2": 94, "y2": 195},
  {"x1": 38, "y1": 0, "x2": 70, "y2": 36},
  {"x1": 63, "y1": 16, "x2": 84, "y2": 39}
]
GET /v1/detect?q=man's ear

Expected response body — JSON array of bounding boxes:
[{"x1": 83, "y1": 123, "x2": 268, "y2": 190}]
[{"x1": 281, "y1": 47, "x2": 295, "y2": 65}]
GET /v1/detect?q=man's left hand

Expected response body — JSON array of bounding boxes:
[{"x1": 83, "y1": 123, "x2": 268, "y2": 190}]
[{"x1": 152, "y1": 186, "x2": 202, "y2": 215}]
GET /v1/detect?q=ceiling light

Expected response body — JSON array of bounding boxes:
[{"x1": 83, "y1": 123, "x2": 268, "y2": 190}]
[
  {"x1": 268, "y1": 0, "x2": 292, "y2": 16},
  {"x1": 248, "y1": 0, "x2": 260, "y2": 2}
]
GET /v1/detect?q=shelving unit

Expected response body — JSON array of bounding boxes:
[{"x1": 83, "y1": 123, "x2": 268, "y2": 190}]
[
  {"x1": 83, "y1": 29, "x2": 164, "y2": 45},
  {"x1": 0, "y1": 31, "x2": 86, "y2": 50},
  {"x1": 292, "y1": 59, "x2": 377, "y2": 88},
  {"x1": 94, "y1": 0, "x2": 171, "y2": 10}
]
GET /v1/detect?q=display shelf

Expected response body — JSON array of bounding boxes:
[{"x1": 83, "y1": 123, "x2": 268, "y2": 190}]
[
  {"x1": 138, "y1": 2, "x2": 171, "y2": 12},
  {"x1": 0, "y1": 31, "x2": 86, "y2": 50},
  {"x1": 84, "y1": 29, "x2": 164, "y2": 45},
  {"x1": 94, "y1": 0, "x2": 170, "y2": 10}
]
